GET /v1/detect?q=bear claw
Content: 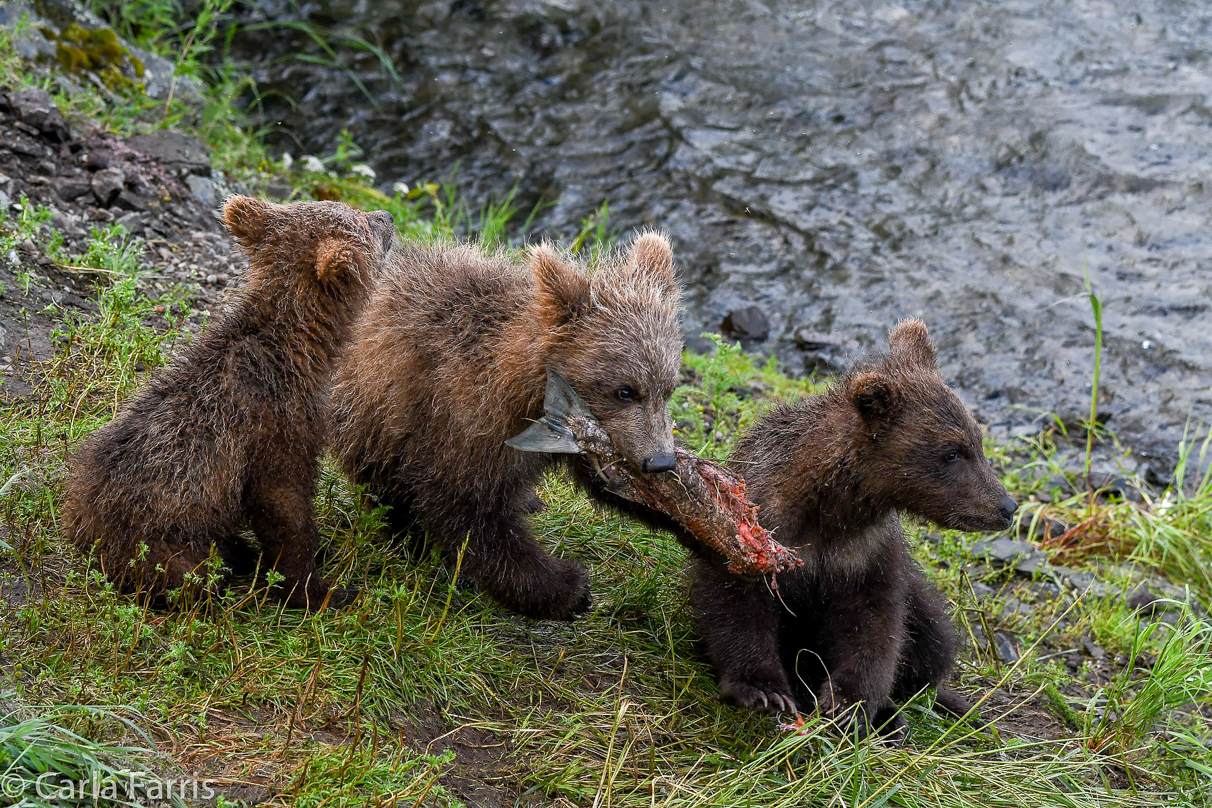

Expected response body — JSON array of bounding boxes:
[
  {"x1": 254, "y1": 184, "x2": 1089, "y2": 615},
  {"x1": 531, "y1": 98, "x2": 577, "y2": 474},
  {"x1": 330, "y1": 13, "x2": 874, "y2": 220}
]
[{"x1": 721, "y1": 678, "x2": 797, "y2": 715}]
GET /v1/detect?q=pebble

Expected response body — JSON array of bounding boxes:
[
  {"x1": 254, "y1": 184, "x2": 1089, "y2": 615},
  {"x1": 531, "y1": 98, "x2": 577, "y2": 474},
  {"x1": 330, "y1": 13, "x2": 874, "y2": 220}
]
[
  {"x1": 90, "y1": 167, "x2": 126, "y2": 207},
  {"x1": 994, "y1": 632, "x2": 1021, "y2": 662},
  {"x1": 6, "y1": 88, "x2": 69, "y2": 143},
  {"x1": 970, "y1": 536, "x2": 1049, "y2": 574},
  {"x1": 793, "y1": 329, "x2": 845, "y2": 350},
  {"x1": 684, "y1": 334, "x2": 717, "y2": 355},
  {"x1": 721, "y1": 305, "x2": 770, "y2": 341}
]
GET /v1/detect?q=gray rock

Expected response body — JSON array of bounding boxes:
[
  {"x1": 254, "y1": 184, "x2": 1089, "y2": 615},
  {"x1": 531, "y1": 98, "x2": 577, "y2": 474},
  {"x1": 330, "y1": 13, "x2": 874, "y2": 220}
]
[
  {"x1": 125, "y1": 131, "x2": 211, "y2": 177},
  {"x1": 1050, "y1": 566, "x2": 1111, "y2": 598},
  {"x1": 999, "y1": 598, "x2": 1034, "y2": 621},
  {"x1": 0, "y1": 173, "x2": 10, "y2": 195},
  {"x1": 969, "y1": 581, "x2": 996, "y2": 601},
  {"x1": 130, "y1": 47, "x2": 205, "y2": 108},
  {"x1": 7, "y1": 88, "x2": 69, "y2": 142},
  {"x1": 1042, "y1": 473, "x2": 1075, "y2": 497},
  {"x1": 52, "y1": 75, "x2": 86, "y2": 100},
  {"x1": 1027, "y1": 579, "x2": 1062, "y2": 600},
  {"x1": 1016, "y1": 510, "x2": 1070, "y2": 543},
  {"x1": 85, "y1": 151, "x2": 113, "y2": 172},
  {"x1": 264, "y1": 180, "x2": 294, "y2": 201},
  {"x1": 793, "y1": 329, "x2": 845, "y2": 350},
  {"x1": 994, "y1": 632, "x2": 1020, "y2": 662},
  {"x1": 90, "y1": 168, "x2": 125, "y2": 206},
  {"x1": 1081, "y1": 637, "x2": 1106, "y2": 660},
  {"x1": 2, "y1": 0, "x2": 203, "y2": 110},
  {"x1": 12, "y1": 27, "x2": 55, "y2": 61},
  {"x1": 114, "y1": 189, "x2": 152, "y2": 212},
  {"x1": 1142, "y1": 463, "x2": 1173, "y2": 489},
  {"x1": 9, "y1": 131, "x2": 48, "y2": 158},
  {"x1": 684, "y1": 334, "x2": 716, "y2": 355},
  {"x1": 0, "y1": 190, "x2": 10, "y2": 211},
  {"x1": 1128, "y1": 580, "x2": 1207, "y2": 619},
  {"x1": 0, "y1": 3, "x2": 54, "y2": 60},
  {"x1": 721, "y1": 305, "x2": 770, "y2": 341},
  {"x1": 185, "y1": 174, "x2": 216, "y2": 207},
  {"x1": 114, "y1": 212, "x2": 143, "y2": 235},
  {"x1": 971, "y1": 536, "x2": 1049, "y2": 575},
  {"x1": 55, "y1": 179, "x2": 91, "y2": 202}
]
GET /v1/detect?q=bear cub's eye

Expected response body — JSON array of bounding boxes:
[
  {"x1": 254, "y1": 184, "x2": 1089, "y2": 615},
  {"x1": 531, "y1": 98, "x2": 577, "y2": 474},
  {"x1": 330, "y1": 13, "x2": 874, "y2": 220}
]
[
  {"x1": 944, "y1": 449, "x2": 961, "y2": 463},
  {"x1": 616, "y1": 386, "x2": 639, "y2": 402}
]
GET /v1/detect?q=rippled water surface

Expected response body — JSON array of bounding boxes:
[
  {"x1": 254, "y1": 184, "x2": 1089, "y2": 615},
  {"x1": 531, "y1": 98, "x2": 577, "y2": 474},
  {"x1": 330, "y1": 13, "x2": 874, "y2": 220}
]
[{"x1": 230, "y1": 0, "x2": 1212, "y2": 464}]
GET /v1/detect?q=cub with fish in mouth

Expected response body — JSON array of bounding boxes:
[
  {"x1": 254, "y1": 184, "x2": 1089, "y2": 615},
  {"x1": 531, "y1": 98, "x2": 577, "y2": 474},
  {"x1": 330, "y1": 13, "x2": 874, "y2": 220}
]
[{"x1": 330, "y1": 233, "x2": 685, "y2": 620}]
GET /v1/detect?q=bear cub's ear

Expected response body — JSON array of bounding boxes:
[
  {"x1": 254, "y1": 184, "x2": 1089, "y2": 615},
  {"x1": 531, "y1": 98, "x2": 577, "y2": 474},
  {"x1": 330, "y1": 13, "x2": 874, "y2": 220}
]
[
  {"x1": 888, "y1": 318, "x2": 936, "y2": 369},
  {"x1": 625, "y1": 231, "x2": 677, "y2": 296},
  {"x1": 315, "y1": 238, "x2": 361, "y2": 282},
  {"x1": 851, "y1": 371, "x2": 899, "y2": 426},
  {"x1": 530, "y1": 244, "x2": 592, "y2": 325},
  {"x1": 222, "y1": 195, "x2": 273, "y2": 248}
]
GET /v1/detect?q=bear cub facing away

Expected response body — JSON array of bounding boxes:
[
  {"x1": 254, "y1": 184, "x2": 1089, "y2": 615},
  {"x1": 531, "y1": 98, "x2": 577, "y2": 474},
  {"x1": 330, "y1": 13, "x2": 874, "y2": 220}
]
[
  {"x1": 63, "y1": 196, "x2": 395, "y2": 609},
  {"x1": 330, "y1": 234, "x2": 683, "y2": 620},
  {"x1": 692, "y1": 319, "x2": 1017, "y2": 739}
]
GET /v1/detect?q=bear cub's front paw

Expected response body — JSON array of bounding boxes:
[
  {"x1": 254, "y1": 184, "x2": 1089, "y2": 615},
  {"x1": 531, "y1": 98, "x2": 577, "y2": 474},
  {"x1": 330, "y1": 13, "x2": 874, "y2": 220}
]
[
  {"x1": 720, "y1": 675, "x2": 797, "y2": 715},
  {"x1": 505, "y1": 557, "x2": 592, "y2": 621}
]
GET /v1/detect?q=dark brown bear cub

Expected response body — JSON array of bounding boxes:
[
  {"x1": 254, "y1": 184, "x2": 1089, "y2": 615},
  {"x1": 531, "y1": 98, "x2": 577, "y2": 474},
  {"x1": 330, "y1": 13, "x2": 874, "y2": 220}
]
[
  {"x1": 63, "y1": 197, "x2": 395, "y2": 609},
  {"x1": 330, "y1": 234, "x2": 683, "y2": 620},
  {"x1": 691, "y1": 319, "x2": 1017, "y2": 739}
]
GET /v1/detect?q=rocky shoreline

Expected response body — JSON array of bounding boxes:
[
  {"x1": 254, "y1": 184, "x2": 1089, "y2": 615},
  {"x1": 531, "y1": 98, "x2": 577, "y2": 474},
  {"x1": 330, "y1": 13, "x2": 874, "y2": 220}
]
[{"x1": 0, "y1": 80, "x2": 248, "y2": 396}]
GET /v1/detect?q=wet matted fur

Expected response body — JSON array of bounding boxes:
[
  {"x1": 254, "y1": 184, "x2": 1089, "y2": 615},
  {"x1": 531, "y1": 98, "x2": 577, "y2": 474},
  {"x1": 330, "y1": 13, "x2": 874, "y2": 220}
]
[
  {"x1": 691, "y1": 319, "x2": 1018, "y2": 739},
  {"x1": 62, "y1": 196, "x2": 395, "y2": 609},
  {"x1": 330, "y1": 234, "x2": 684, "y2": 620}
]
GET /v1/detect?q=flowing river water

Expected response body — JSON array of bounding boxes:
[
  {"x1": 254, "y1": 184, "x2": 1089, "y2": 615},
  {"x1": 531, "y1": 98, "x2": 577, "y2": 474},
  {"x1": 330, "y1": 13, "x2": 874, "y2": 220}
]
[{"x1": 228, "y1": 0, "x2": 1212, "y2": 468}]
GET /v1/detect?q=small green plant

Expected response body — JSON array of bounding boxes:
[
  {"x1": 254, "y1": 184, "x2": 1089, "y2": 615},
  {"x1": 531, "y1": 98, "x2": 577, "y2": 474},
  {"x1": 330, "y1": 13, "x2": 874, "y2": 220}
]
[
  {"x1": 0, "y1": 705, "x2": 187, "y2": 808},
  {"x1": 87, "y1": 1, "x2": 181, "y2": 52},
  {"x1": 474, "y1": 185, "x2": 518, "y2": 249},
  {"x1": 1085, "y1": 611, "x2": 1212, "y2": 755},
  {"x1": 1082, "y1": 251, "x2": 1104, "y2": 506},
  {"x1": 570, "y1": 201, "x2": 616, "y2": 263},
  {"x1": 237, "y1": 17, "x2": 401, "y2": 108},
  {"x1": 74, "y1": 223, "x2": 146, "y2": 279}
]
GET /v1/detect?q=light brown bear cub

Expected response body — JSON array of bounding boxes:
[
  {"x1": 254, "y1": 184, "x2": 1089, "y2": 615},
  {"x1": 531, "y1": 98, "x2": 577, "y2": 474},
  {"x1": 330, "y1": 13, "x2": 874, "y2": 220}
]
[
  {"x1": 330, "y1": 234, "x2": 683, "y2": 620},
  {"x1": 692, "y1": 320, "x2": 1017, "y2": 740},
  {"x1": 63, "y1": 197, "x2": 395, "y2": 609}
]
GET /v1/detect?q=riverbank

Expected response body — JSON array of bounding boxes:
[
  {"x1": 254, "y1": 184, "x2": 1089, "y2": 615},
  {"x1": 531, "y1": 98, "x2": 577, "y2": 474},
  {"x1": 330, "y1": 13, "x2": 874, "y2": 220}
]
[{"x1": 0, "y1": 8, "x2": 1209, "y2": 808}]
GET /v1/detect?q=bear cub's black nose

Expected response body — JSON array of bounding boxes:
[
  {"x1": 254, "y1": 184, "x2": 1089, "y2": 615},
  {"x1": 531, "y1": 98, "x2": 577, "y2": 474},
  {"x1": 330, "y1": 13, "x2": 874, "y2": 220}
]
[
  {"x1": 999, "y1": 495, "x2": 1018, "y2": 520},
  {"x1": 641, "y1": 452, "x2": 676, "y2": 473}
]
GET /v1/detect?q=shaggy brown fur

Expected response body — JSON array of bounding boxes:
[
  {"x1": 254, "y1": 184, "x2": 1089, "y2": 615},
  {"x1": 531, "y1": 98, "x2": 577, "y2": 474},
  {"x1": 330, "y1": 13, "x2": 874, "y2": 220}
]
[
  {"x1": 62, "y1": 197, "x2": 395, "y2": 609},
  {"x1": 330, "y1": 234, "x2": 683, "y2": 620},
  {"x1": 691, "y1": 319, "x2": 1017, "y2": 740}
]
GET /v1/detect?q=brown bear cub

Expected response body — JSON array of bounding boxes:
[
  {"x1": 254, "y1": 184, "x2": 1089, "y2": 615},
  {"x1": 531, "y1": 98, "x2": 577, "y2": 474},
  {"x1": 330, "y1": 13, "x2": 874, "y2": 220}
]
[
  {"x1": 62, "y1": 197, "x2": 395, "y2": 609},
  {"x1": 330, "y1": 234, "x2": 683, "y2": 620},
  {"x1": 691, "y1": 319, "x2": 1017, "y2": 739}
]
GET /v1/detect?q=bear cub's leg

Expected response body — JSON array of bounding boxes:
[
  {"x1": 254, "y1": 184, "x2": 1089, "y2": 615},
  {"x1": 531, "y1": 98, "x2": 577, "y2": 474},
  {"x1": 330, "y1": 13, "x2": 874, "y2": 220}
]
[
  {"x1": 690, "y1": 559, "x2": 796, "y2": 714},
  {"x1": 893, "y1": 569, "x2": 977, "y2": 721},
  {"x1": 807, "y1": 561, "x2": 909, "y2": 739},
  {"x1": 245, "y1": 463, "x2": 356, "y2": 610},
  {"x1": 433, "y1": 496, "x2": 591, "y2": 620}
]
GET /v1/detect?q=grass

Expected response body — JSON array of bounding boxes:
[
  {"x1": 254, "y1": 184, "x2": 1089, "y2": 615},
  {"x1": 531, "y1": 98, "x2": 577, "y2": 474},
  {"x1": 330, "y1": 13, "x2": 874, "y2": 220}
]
[
  {"x1": 2, "y1": 7, "x2": 1212, "y2": 808},
  {"x1": 0, "y1": 704, "x2": 190, "y2": 808}
]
